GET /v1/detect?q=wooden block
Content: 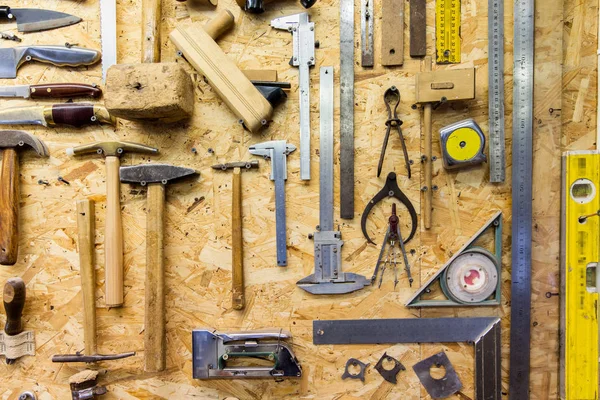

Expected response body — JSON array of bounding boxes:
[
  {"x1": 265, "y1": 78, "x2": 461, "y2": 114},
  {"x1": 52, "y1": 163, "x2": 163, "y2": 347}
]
[
  {"x1": 382, "y1": 0, "x2": 404, "y2": 66},
  {"x1": 415, "y1": 68, "x2": 476, "y2": 103},
  {"x1": 104, "y1": 63, "x2": 194, "y2": 122},
  {"x1": 170, "y1": 15, "x2": 273, "y2": 133},
  {"x1": 243, "y1": 70, "x2": 278, "y2": 82}
]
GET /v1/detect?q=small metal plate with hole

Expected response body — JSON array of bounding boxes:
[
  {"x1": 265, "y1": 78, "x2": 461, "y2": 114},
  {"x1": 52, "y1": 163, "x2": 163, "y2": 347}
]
[
  {"x1": 412, "y1": 352, "x2": 462, "y2": 398},
  {"x1": 341, "y1": 358, "x2": 369, "y2": 382},
  {"x1": 374, "y1": 352, "x2": 405, "y2": 384}
]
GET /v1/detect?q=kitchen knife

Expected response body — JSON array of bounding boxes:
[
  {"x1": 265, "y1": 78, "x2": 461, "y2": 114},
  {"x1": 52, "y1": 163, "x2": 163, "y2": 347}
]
[
  {"x1": 0, "y1": 45, "x2": 101, "y2": 79},
  {"x1": 0, "y1": 103, "x2": 115, "y2": 127},
  {"x1": 0, "y1": 6, "x2": 81, "y2": 32},
  {"x1": 0, "y1": 83, "x2": 102, "y2": 99}
]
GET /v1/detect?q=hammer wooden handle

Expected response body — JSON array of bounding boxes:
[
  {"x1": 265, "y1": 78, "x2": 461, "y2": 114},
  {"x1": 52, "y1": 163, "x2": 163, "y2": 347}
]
[
  {"x1": 232, "y1": 168, "x2": 244, "y2": 310},
  {"x1": 0, "y1": 149, "x2": 19, "y2": 265},
  {"x1": 77, "y1": 199, "x2": 97, "y2": 356},
  {"x1": 3, "y1": 277, "x2": 25, "y2": 336},
  {"x1": 423, "y1": 56, "x2": 432, "y2": 229},
  {"x1": 145, "y1": 184, "x2": 166, "y2": 372},
  {"x1": 105, "y1": 156, "x2": 124, "y2": 307},
  {"x1": 141, "y1": 0, "x2": 161, "y2": 63}
]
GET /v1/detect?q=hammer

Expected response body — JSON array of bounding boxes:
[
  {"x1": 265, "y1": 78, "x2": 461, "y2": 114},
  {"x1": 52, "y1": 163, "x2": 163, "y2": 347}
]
[
  {"x1": 211, "y1": 160, "x2": 259, "y2": 310},
  {"x1": 119, "y1": 163, "x2": 198, "y2": 372},
  {"x1": 66, "y1": 141, "x2": 158, "y2": 308},
  {"x1": 0, "y1": 131, "x2": 48, "y2": 265},
  {"x1": 3, "y1": 277, "x2": 26, "y2": 364}
]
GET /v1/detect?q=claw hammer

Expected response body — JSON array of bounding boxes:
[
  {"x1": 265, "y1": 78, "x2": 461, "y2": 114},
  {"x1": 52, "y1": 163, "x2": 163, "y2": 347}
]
[{"x1": 212, "y1": 160, "x2": 259, "y2": 310}]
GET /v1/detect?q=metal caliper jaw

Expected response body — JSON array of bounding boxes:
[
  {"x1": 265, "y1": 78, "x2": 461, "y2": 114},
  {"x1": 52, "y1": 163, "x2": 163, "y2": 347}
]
[
  {"x1": 297, "y1": 230, "x2": 370, "y2": 295},
  {"x1": 192, "y1": 329, "x2": 302, "y2": 379}
]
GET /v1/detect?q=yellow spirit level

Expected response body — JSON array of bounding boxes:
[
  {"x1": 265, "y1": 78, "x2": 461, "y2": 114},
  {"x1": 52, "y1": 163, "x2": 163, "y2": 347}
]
[{"x1": 560, "y1": 150, "x2": 600, "y2": 400}]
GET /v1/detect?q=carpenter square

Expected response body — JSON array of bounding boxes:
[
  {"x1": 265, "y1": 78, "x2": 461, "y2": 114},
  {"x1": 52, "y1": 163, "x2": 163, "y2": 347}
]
[
  {"x1": 340, "y1": 0, "x2": 354, "y2": 219},
  {"x1": 297, "y1": 67, "x2": 369, "y2": 295},
  {"x1": 488, "y1": 0, "x2": 505, "y2": 182},
  {"x1": 313, "y1": 317, "x2": 501, "y2": 400},
  {"x1": 0, "y1": 7, "x2": 81, "y2": 33},
  {"x1": 271, "y1": 13, "x2": 315, "y2": 181},
  {"x1": 509, "y1": 0, "x2": 534, "y2": 397},
  {"x1": 249, "y1": 141, "x2": 296, "y2": 267}
]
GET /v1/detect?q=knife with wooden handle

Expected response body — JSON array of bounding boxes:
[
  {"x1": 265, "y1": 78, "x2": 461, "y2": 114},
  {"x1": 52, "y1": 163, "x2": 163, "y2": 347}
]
[
  {"x1": 0, "y1": 83, "x2": 102, "y2": 99},
  {"x1": 0, "y1": 103, "x2": 115, "y2": 127}
]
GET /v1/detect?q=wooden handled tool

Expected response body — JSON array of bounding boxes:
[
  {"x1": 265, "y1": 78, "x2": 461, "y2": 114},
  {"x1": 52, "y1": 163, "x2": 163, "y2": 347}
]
[
  {"x1": 0, "y1": 131, "x2": 48, "y2": 265},
  {"x1": 3, "y1": 277, "x2": 26, "y2": 364},
  {"x1": 141, "y1": 0, "x2": 161, "y2": 63},
  {"x1": 211, "y1": 160, "x2": 259, "y2": 310},
  {"x1": 415, "y1": 63, "x2": 475, "y2": 229},
  {"x1": 119, "y1": 163, "x2": 198, "y2": 372},
  {"x1": 169, "y1": 10, "x2": 273, "y2": 133},
  {"x1": 67, "y1": 142, "x2": 159, "y2": 307},
  {"x1": 77, "y1": 199, "x2": 97, "y2": 355}
]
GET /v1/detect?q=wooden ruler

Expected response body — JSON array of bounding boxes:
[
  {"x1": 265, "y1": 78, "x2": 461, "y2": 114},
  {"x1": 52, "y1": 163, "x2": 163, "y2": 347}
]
[
  {"x1": 381, "y1": 0, "x2": 404, "y2": 66},
  {"x1": 560, "y1": 151, "x2": 600, "y2": 400},
  {"x1": 435, "y1": 0, "x2": 460, "y2": 63},
  {"x1": 508, "y1": 0, "x2": 534, "y2": 397}
]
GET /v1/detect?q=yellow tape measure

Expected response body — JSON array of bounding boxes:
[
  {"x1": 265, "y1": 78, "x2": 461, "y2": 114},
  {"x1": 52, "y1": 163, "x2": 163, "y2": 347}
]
[
  {"x1": 439, "y1": 119, "x2": 486, "y2": 169},
  {"x1": 435, "y1": 0, "x2": 461, "y2": 64},
  {"x1": 561, "y1": 151, "x2": 599, "y2": 399}
]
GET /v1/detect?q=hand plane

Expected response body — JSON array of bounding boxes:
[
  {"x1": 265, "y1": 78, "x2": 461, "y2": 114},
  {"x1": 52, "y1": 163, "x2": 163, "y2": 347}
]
[{"x1": 192, "y1": 329, "x2": 302, "y2": 379}]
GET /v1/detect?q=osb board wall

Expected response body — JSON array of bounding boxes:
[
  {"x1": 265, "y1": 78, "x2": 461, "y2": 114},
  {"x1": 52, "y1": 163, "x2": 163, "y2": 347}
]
[{"x1": 0, "y1": 0, "x2": 580, "y2": 399}]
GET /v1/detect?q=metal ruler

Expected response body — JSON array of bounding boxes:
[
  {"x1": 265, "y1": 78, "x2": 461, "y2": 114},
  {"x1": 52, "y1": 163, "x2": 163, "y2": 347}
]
[
  {"x1": 560, "y1": 151, "x2": 600, "y2": 399},
  {"x1": 435, "y1": 0, "x2": 460, "y2": 64},
  {"x1": 270, "y1": 13, "x2": 315, "y2": 181},
  {"x1": 509, "y1": 0, "x2": 534, "y2": 397},
  {"x1": 360, "y1": 0, "x2": 374, "y2": 67},
  {"x1": 100, "y1": 0, "x2": 117, "y2": 82},
  {"x1": 488, "y1": 0, "x2": 505, "y2": 183},
  {"x1": 313, "y1": 318, "x2": 501, "y2": 400},
  {"x1": 340, "y1": 0, "x2": 355, "y2": 219},
  {"x1": 319, "y1": 67, "x2": 334, "y2": 230}
]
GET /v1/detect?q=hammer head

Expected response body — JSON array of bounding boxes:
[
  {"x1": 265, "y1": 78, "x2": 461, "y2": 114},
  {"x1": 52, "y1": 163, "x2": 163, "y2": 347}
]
[
  {"x1": 120, "y1": 164, "x2": 197, "y2": 186},
  {"x1": 0, "y1": 130, "x2": 48, "y2": 157},
  {"x1": 66, "y1": 141, "x2": 158, "y2": 158}
]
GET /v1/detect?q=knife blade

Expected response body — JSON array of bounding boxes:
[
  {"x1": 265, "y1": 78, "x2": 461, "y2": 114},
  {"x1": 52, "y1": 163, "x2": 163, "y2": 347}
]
[
  {"x1": 0, "y1": 83, "x2": 102, "y2": 99},
  {"x1": 0, "y1": 6, "x2": 81, "y2": 33},
  {"x1": 0, "y1": 103, "x2": 115, "y2": 127},
  {"x1": 0, "y1": 45, "x2": 101, "y2": 79}
]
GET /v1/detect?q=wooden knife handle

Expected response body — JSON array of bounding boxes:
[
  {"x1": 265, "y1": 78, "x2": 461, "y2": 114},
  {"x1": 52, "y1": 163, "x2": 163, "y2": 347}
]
[
  {"x1": 77, "y1": 199, "x2": 97, "y2": 356},
  {"x1": 0, "y1": 149, "x2": 19, "y2": 266},
  {"x1": 105, "y1": 156, "x2": 124, "y2": 308},
  {"x1": 145, "y1": 183, "x2": 166, "y2": 372},
  {"x1": 3, "y1": 277, "x2": 25, "y2": 336},
  {"x1": 49, "y1": 103, "x2": 115, "y2": 127},
  {"x1": 30, "y1": 84, "x2": 102, "y2": 99},
  {"x1": 231, "y1": 168, "x2": 245, "y2": 310},
  {"x1": 141, "y1": 0, "x2": 162, "y2": 63}
]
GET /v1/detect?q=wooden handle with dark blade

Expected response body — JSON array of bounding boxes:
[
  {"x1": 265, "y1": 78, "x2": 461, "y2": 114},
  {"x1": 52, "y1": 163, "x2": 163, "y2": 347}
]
[
  {"x1": 30, "y1": 84, "x2": 102, "y2": 99},
  {"x1": 77, "y1": 199, "x2": 97, "y2": 356},
  {"x1": 0, "y1": 149, "x2": 19, "y2": 265},
  {"x1": 232, "y1": 168, "x2": 245, "y2": 310},
  {"x1": 145, "y1": 183, "x2": 166, "y2": 372},
  {"x1": 141, "y1": 0, "x2": 162, "y2": 63},
  {"x1": 3, "y1": 277, "x2": 25, "y2": 336},
  {"x1": 105, "y1": 156, "x2": 124, "y2": 308}
]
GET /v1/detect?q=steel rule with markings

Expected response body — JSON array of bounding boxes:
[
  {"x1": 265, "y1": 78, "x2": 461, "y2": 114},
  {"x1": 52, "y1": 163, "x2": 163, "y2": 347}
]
[
  {"x1": 509, "y1": 0, "x2": 534, "y2": 397},
  {"x1": 488, "y1": 0, "x2": 505, "y2": 183},
  {"x1": 340, "y1": 0, "x2": 355, "y2": 219},
  {"x1": 435, "y1": 0, "x2": 461, "y2": 64}
]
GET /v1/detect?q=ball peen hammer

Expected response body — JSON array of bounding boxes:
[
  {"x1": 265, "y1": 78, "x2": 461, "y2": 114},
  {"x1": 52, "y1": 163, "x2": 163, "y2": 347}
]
[
  {"x1": 119, "y1": 163, "x2": 198, "y2": 373},
  {"x1": 211, "y1": 160, "x2": 259, "y2": 310},
  {"x1": 0, "y1": 131, "x2": 48, "y2": 265},
  {"x1": 66, "y1": 141, "x2": 158, "y2": 308}
]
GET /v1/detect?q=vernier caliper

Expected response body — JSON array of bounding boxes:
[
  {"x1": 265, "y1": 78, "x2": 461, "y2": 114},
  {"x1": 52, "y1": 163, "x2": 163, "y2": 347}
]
[
  {"x1": 296, "y1": 67, "x2": 369, "y2": 294},
  {"x1": 250, "y1": 140, "x2": 296, "y2": 267},
  {"x1": 271, "y1": 13, "x2": 315, "y2": 181}
]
